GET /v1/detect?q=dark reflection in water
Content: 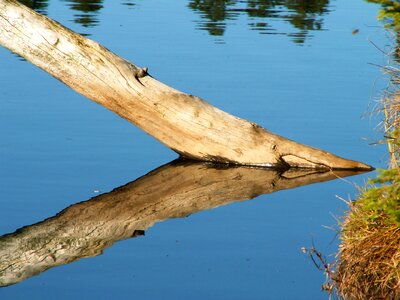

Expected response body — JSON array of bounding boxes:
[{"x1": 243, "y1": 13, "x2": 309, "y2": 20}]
[
  {"x1": 0, "y1": 160, "x2": 367, "y2": 287},
  {"x1": 18, "y1": 0, "x2": 49, "y2": 14},
  {"x1": 18, "y1": 0, "x2": 331, "y2": 43},
  {"x1": 61, "y1": 0, "x2": 103, "y2": 28},
  {"x1": 188, "y1": 0, "x2": 238, "y2": 36},
  {"x1": 17, "y1": 0, "x2": 104, "y2": 29},
  {"x1": 188, "y1": 0, "x2": 331, "y2": 44},
  {"x1": 121, "y1": 0, "x2": 137, "y2": 8},
  {"x1": 366, "y1": 0, "x2": 400, "y2": 64}
]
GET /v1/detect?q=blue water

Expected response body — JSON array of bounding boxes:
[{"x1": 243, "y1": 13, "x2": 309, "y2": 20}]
[{"x1": 0, "y1": 0, "x2": 389, "y2": 299}]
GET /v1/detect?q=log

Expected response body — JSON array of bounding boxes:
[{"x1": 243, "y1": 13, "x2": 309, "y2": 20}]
[
  {"x1": 0, "y1": 160, "x2": 367, "y2": 286},
  {"x1": 0, "y1": 0, "x2": 372, "y2": 169}
]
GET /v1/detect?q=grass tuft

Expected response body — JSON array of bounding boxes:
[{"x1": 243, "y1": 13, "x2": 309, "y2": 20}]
[{"x1": 334, "y1": 188, "x2": 400, "y2": 299}]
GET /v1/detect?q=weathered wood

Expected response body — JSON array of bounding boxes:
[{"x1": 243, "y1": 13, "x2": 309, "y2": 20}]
[
  {"x1": 0, "y1": 0, "x2": 372, "y2": 169},
  {"x1": 0, "y1": 160, "x2": 367, "y2": 286}
]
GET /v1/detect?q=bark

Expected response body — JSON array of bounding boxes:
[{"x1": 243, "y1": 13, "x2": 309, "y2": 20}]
[
  {"x1": 0, "y1": 0, "x2": 372, "y2": 169},
  {"x1": 0, "y1": 160, "x2": 366, "y2": 286}
]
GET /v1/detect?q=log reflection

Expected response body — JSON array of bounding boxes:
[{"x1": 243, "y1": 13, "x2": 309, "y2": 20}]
[{"x1": 0, "y1": 160, "x2": 367, "y2": 287}]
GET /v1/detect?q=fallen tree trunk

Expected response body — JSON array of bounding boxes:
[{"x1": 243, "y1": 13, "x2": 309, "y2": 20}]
[
  {"x1": 0, "y1": 0, "x2": 372, "y2": 169},
  {"x1": 0, "y1": 160, "x2": 367, "y2": 286}
]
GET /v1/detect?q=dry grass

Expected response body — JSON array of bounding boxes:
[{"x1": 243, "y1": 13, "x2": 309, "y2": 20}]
[
  {"x1": 381, "y1": 76, "x2": 400, "y2": 168},
  {"x1": 309, "y1": 175, "x2": 400, "y2": 299},
  {"x1": 334, "y1": 202, "x2": 400, "y2": 300}
]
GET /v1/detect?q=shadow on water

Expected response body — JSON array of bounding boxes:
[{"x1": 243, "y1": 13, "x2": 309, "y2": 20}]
[
  {"x1": 0, "y1": 160, "x2": 368, "y2": 287},
  {"x1": 19, "y1": 0, "x2": 331, "y2": 44}
]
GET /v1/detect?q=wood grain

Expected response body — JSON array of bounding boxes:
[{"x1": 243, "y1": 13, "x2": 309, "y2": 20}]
[{"x1": 0, "y1": 0, "x2": 372, "y2": 169}]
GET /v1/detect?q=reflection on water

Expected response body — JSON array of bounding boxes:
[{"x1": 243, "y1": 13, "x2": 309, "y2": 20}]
[
  {"x1": 121, "y1": 0, "x2": 137, "y2": 8},
  {"x1": 18, "y1": 0, "x2": 49, "y2": 14},
  {"x1": 0, "y1": 161, "x2": 367, "y2": 287},
  {"x1": 18, "y1": 0, "x2": 331, "y2": 43},
  {"x1": 18, "y1": 0, "x2": 104, "y2": 28},
  {"x1": 188, "y1": 0, "x2": 237, "y2": 37},
  {"x1": 2, "y1": 0, "x2": 384, "y2": 297},
  {"x1": 61, "y1": 0, "x2": 103, "y2": 27},
  {"x1": 366, "y1": 0, "x2": 400, "y2": 64},
  {"x1": 366, "y1": 0, "x2": 400, "y2": 30},
  {"x1": 188, "y1": 0, "x2": 331, "y2": 44}
]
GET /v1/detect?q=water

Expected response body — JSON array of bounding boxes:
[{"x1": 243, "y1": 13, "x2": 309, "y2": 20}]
[{"x1": 0, "y1": 0, "x2": 389, "y2": 299}]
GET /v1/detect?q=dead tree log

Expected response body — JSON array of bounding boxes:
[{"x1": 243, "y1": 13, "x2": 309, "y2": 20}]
[
  {"x1": 0, "y1": 0, "x2": 372, "y2": 169},
  {"x1": 0, "y1": 160, "x2": 367, "y2": 286}
]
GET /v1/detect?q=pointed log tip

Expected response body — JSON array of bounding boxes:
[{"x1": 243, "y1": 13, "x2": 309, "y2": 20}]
[
  {"x1": 326, "y1": 156, "x2": 374, "y2": 171},
  {"x1": 332, "y1": 161, "x2": 375, "y2": 171},
  {"x1": 279, "y1": 153, "x2": 374, "y2": 171}
]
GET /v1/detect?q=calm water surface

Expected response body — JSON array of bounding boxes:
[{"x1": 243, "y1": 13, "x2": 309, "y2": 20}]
[{"x1": 0, "y1": 0, "x2": 389, "y2": 299}]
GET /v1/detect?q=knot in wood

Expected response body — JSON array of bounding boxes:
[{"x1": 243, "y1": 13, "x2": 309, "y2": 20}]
[{"x1": 136, "y1": 67, "x2": 148, "y2": 79}]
